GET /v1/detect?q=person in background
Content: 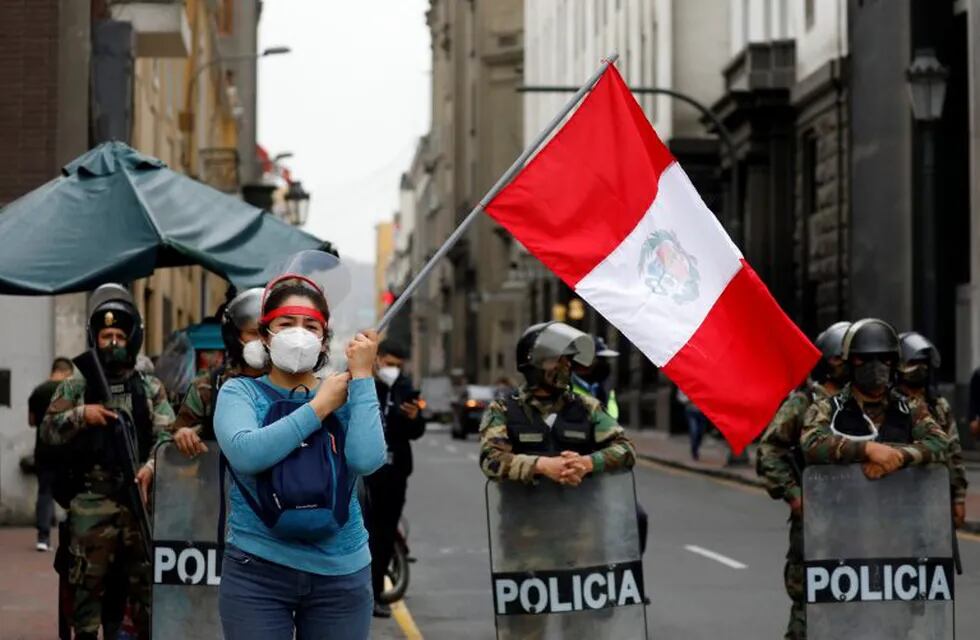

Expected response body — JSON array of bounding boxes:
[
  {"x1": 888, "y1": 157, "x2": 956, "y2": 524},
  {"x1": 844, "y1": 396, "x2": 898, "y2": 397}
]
[
  {"x1": 572, "y1": 335, "x2": 620, "y2": 419},
  {"x1": 969, "y1": 365, "x2": 980, "y2": 438},
  {"x1": 27, "y1": 356, "x2": 75, "y2": 551},
  {"x1": 366, "y1": 339, "x2": 426, "y2": 618},
  {"x1": 677, "y1": 388, "x2": 707, "y2": 461}
]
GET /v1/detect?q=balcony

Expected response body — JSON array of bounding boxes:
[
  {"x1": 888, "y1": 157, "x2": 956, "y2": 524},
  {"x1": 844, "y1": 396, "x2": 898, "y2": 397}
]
[{"x1": 109, "y1": 1, "x2": 190, "y2": 58}]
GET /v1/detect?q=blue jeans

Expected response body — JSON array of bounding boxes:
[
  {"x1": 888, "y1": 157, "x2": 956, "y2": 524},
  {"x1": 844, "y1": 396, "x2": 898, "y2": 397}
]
[
  {"x1": 686, "y1": 405, "x2": 707, "y2": 459},
  {"x1": 219, "y1": 546, "x2": 372, "y2": 640}
]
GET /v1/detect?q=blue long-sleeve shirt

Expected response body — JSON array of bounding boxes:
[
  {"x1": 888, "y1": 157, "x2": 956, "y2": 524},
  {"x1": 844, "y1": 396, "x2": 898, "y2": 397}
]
[{"x1": 214, "y1": 375, "x2": 386, "y2": 576}]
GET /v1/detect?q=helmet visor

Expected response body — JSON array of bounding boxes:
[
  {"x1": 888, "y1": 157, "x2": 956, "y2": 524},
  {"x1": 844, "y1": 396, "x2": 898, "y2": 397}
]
[
  {"x1": 226, "y1": 288, "x2": 264, "y2": 329},
  {"x1": 529, "y1": 323, "x2": 596, "y2": 368}
]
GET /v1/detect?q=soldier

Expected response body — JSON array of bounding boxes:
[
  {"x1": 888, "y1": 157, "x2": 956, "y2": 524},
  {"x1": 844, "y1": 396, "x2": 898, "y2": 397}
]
[
  {"x1": 479, "y1": 322, "x2": 635, "y2": 485},
  {"x1": 896, "y1": 331, "x2": 968, "y2": 528},
  {"x1": 801, "y1": 317, "x2": 948, "y2": 479},
  {"x1": 41, "y1": 284, "x2": 174, "y2": 640},
  {"x1": 757, "y1": 321, "x2": 850, "y2": 640},
  {"x1": 170, "y1": 287, "x2": 267, "y2": 457}
]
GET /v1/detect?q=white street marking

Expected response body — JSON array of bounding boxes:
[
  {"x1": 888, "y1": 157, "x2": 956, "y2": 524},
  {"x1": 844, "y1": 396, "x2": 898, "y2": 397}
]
[
  {"x1": 683, "y1": 545, "x2": 747, "y2": 570},
  {"x1": 445, "y1": 444, "x2": 458, "y2": 454},
  {"x1": 466, "y1": 453, "x2": 479, "y2": 463}
]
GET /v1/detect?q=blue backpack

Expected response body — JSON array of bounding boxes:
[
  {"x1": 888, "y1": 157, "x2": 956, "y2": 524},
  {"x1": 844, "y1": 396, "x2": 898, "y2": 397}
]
[{"x1": 223, "y1": 379, "x2": 353, "y2": 541}]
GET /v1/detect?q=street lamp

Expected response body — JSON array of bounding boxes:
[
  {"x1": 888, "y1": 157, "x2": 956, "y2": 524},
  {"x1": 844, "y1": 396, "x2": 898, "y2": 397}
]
[
  {"x1": 284, "y1": 180, "x2": 311, "y2": 226},
  {"x1": 905, "y1": 48, "x2": 948, "y2": 345}
]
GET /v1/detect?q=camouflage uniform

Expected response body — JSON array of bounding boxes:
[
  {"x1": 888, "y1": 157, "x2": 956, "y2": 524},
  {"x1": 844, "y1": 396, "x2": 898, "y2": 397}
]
[
  {"x1": 924, "y1": 396, "x2": 968, "y2": 506},
  {"x1": 479, "y1": 386, "x2": 635, "y2": 482},
  {"x1": 801, "y1": 384, "x2": 949, "y2": 466},
  {"x1": 170, "y1": 366, "x2": 241, "y2": 438},
  {"x1": 41, "y1": 371, "x2": 174, "y2": 639},
  {"x1": 756, "y1": 382, "x2": 832, "y2": 640}
]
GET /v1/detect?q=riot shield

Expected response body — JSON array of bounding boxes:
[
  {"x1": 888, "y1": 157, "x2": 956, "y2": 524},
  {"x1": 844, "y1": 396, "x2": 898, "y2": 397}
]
[
  {"x1": 486, "y1": 471, "x2": 647, "y2": 639},
  {"x1": 152, "y1": 443, "x2": 223, "y2": 639},
  {"x1": 803, "y1": 465, "x2": 954, "y2": 639}
]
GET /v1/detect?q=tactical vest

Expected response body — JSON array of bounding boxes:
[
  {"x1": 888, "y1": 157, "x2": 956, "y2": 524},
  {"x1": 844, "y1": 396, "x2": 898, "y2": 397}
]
[
  {"x1": 504, "y1": 395, "x2": 597, "y2": 456},
  {"x1": 831, "y1": 394, "x2": 914, "y2": 445},
  {"x1": 75, "y1": 372, "x2": 155, "y2": 472}
]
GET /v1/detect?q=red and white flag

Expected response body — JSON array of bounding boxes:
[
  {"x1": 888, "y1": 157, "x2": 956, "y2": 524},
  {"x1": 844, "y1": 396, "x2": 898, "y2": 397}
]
[{"x1": 486, "y1": 66, "x2": 819, "y2": 453}]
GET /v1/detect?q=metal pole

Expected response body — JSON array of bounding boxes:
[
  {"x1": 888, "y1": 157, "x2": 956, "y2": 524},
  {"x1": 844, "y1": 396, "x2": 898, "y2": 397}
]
[
  {"x1": 377, "y1": 54, "x2": 621, "y2": 332},
  {"x1": 518, "y1": 84, "x2": 741, "y2": 245}
]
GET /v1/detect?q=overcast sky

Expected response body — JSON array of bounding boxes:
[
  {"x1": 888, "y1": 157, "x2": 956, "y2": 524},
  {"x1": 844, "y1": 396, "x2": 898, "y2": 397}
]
[{"x1": 258, "y1": 0, "x2": 431, "y2": 265}]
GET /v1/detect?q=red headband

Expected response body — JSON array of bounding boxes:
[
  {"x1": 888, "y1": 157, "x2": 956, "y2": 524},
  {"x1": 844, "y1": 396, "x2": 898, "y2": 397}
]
[{"x1": 260, "y1": 305, "x2": 326, "y2": 326}]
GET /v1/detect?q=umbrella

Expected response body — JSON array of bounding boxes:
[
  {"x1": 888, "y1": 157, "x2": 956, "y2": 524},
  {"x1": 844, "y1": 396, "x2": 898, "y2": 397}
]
[{"x1": 0, "y1": 141, "x2": 330, "y2": 295}]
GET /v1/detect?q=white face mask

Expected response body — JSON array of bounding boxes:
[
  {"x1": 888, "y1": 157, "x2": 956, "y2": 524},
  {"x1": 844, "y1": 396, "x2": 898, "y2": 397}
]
[
  {"x1": 241, "y1": 339, "x2": 269, "y2": 370},
  {"x1": 377, "y1": 365, "x2": 400, "y2": 387},
  {"x1": 268, "y1": 327, "x2": 322, "y2": 374}
]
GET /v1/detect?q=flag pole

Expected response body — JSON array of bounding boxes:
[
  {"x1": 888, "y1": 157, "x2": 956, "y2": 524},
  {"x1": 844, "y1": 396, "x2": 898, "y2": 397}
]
[{"x1": 377, "y1": 53, "x2": 619, "y2": 332}]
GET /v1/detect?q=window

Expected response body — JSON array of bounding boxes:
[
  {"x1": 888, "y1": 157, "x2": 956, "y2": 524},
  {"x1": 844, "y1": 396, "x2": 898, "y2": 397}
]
[
  {"x1": 0, "y1": 369, "x2": 10, "y2": 407},
  {"x1": 805, "y1": 0, "x2": 816, "y2": 30},
  {"x1": 219, "y1": 0, "x2": 234, "y2": 35},
  {"x1": 163, "y1": 296, "x2": 173, "y2": 339}
]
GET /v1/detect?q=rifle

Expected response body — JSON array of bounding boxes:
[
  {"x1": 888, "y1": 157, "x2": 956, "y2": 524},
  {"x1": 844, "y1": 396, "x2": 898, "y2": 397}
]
[{"x1": 72, "y1": 349, "x2": 153, "y2": 560}]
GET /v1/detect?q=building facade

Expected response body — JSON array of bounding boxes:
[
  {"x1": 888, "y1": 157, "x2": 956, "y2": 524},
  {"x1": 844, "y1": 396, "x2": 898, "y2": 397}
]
[{"x1": 0, "y1": 0, "x2": 265, "y2": 523}]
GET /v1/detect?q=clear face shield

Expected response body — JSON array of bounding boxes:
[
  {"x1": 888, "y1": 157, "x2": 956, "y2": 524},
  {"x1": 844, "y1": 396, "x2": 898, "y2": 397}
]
[
  {"x1": 529, "y1": 323, "x2": 596, "y2": 370},
  {"x1": 262, "y1": 250, "x2": 351, "y2": 314},
  {"x1": 225, "y1": 287, "x2": 264, "y2": 331}
]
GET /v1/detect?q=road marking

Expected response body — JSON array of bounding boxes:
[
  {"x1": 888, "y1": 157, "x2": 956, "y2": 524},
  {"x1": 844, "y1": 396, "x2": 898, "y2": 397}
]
[
  {"x1": 466, "y1": 452, "x2": 479, "y2": 463},
  {"x1": 960, "y1": 530, "x2": 980, "y2": 545},
  {"x1": 445, "y1": 444, "x2": 458, "y2": 454},
  {"x1": 386, "y1": 576, "x2": 424, "y2": 640},
  {"x1": 684, "y1": 544, "x2": 747, "y2": 570}
]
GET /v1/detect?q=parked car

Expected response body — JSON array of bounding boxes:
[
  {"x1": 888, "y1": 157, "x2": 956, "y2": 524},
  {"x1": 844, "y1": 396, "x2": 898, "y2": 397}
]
[{"x1": 451, "y1": 385, "x2": 496, "y2": 439}]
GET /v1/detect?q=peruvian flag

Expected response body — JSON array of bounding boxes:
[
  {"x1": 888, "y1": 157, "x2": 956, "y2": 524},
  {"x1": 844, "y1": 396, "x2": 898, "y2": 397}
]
[{"x1": 486, "y1": 66, "x2": 819, "y2": 453}]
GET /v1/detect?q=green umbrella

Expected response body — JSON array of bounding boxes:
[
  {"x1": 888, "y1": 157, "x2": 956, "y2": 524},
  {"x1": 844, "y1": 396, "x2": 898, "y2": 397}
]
[{"x1": 0, "y1": 141, "x2": 330, "y2": 294}]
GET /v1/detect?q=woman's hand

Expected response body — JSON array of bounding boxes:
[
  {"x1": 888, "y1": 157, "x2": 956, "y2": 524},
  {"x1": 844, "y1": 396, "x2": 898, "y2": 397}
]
[
  {"x1": 311, "y1": 372, "x2": 351, "y2": 419},
  {"x1": 174, "y1": 427, "x2": 208, "y2": 458},
  {"x1": 346, "y1": 330, "x2": 379, "y2": 379}
]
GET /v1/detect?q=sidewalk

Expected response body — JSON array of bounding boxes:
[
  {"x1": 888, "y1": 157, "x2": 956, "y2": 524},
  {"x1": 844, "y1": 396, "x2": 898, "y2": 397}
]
[
  {"x1": 0, "y1": 528, "x2": 59, "y2": 640},
  {"x1": 628, "y1": 428, "x2": 980, "y2": 534}
]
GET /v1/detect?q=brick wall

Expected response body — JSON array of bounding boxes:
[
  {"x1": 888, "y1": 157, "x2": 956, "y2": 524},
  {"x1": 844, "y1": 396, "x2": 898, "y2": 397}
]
[{"x1": 0, "y1": 0, "x2": 61, "y2": 205}]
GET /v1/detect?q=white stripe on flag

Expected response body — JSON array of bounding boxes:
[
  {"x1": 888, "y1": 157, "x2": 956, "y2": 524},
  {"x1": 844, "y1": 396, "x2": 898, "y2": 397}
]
[{"x1": 575, "y1": 163, "x2": 743, "y2": 365}]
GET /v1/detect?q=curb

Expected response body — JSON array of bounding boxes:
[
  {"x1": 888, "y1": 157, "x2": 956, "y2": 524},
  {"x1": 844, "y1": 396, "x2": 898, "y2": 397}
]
[
  {"x1": 637, "y1": 451, "x2": 980, "y2": 534},
  {"x1": 636, "y1": 451, "x2": 764, "y2": 489}
]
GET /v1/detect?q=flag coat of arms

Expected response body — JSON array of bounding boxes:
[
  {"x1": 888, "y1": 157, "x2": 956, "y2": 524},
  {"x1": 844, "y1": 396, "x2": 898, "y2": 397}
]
[{"x1": 486, "y1": 66, "x2": 819, "y2": 453}]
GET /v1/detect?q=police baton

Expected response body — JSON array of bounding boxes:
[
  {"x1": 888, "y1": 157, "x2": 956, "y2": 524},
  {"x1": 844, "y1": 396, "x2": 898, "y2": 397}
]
[{"x1": 377, "y1": 52, "x2": 621, "y2": 333}]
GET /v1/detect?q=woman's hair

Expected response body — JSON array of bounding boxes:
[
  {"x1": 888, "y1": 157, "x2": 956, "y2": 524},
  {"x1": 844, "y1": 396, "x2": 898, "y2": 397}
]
[{"x1": 260, "y1": 283, "x2": 333, "y2": 369}]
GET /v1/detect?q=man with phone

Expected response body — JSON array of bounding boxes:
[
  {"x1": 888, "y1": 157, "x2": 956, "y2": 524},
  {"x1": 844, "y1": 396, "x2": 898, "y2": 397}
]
[{"x1": 366, "y1": 339, "x2": 426, "y2": 617}]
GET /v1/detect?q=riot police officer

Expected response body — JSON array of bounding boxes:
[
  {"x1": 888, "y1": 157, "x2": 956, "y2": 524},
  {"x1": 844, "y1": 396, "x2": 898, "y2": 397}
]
[
  {"x1": 757, "y1": 321, "x2": 850, "y2": 640},
  {"x1": 41, "y1": 284, "x2": 175, "y2": 640},
  {"x1": 170, "y1": 287, "x2": 267, "y2": 457},
  {"x1": 479, "y1": 322, "x2": 635, "y2": 484},
  {"x1": 801, "y1": 318, "x2": 948, "y2": 479},
  {"x1": 896, "y1": 331, "x2": 969, "y2": 528}
]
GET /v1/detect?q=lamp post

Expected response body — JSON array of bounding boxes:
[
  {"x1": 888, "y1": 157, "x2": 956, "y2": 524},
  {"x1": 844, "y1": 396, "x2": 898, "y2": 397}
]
[
  {"x1": 906, "y1": 48, "x2": 948, "y2": 343},
  {"x1": 284, "y1": 180, "x2": 311, "y2": 226}
]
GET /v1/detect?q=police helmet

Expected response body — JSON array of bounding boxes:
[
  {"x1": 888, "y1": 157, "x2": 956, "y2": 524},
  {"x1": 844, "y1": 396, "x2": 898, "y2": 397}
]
[
  {"x1": 87, "y1": 283, "x2": 144, "y2": 359},
  {"x1": 516, "y1": 322, "x2": 596, "y2": 385},
  {"x1": 221, "y1": 287, "x2": 264, "y2": 365},
  {"x1": 814, "y1": 321, "x2": 851, "y2": 360},
  {"x1": 840, "y1": 318, "x2": 899, "y2": 360},
  {"x1": 898, "y1": 331, "x2": 941, "y2": 369},
  {"x1": 594, "y1": 336, "x2": 620, "y2": 358}
]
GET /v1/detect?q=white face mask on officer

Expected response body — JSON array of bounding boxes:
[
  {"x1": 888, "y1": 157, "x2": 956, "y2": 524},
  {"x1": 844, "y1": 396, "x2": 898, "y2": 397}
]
[
  {"x1": 377, "y1": 366, "x2": 400, "y2": 387},
  {"x1": 268, "y1": 327, "x2": 322, "y2": 374},
  {"x1": 241, "y1": 339, "x2": 269, "y2": 370}
]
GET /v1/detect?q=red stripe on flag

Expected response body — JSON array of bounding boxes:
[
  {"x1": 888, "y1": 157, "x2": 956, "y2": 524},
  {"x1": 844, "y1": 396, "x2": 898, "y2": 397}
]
[
  {"x1": 486, "y1": 66, "x2": 674, "y2": 286},
  {"x1": 662, "y1": 262, "x2": 820, "y2": 454}
]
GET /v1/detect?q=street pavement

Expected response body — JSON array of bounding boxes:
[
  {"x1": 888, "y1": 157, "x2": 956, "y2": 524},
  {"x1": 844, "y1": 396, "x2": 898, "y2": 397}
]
[
  {"x1": 3, "y1": 424, "x2": 979, "y2": 639},
  {"x1": 373, "y1": 423, "x2": 980, "y2": 639}
]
